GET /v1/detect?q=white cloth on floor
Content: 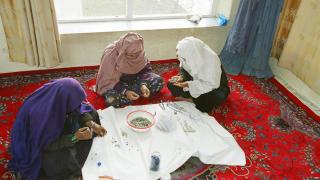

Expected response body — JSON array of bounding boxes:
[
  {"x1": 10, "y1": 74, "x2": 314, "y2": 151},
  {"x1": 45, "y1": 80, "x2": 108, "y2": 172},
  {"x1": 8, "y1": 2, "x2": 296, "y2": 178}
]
[
  {"x1": 82, "y1": 101, "x2": 245, "y2": 180},
  {"x1": 155, "y1": 113, "x2": 178, "y2": 132}
]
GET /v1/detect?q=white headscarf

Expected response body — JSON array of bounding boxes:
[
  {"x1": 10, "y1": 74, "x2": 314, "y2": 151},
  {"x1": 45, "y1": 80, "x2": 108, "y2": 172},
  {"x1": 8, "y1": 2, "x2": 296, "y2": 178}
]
[{"x1": 176, "y1": 37, "x2": 222, "y2": 98}]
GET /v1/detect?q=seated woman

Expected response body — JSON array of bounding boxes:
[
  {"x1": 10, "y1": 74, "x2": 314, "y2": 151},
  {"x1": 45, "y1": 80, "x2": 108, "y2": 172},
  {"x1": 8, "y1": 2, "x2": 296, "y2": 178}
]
[
  {"x1": 96, "y1": 32, "x2": 163, "y2": 107},
  {"x1": 9, "y1": 78, "x2": 107, "y2": 180},
  {"x1": 167, "y1": 37, "x2": 230, "y2": 113}
]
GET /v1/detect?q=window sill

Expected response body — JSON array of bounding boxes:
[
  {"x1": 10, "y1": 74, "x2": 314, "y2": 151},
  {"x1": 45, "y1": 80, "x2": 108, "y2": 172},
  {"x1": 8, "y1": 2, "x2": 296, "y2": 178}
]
[{"x1": 58, "y1": 18, "x2": 222, "y2": 35}]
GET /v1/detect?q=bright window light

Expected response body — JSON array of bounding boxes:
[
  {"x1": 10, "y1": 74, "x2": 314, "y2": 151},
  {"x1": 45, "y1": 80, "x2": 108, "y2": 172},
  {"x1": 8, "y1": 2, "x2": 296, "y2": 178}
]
[{"x1": 54, "y1": 0, "x2": 215, "y2": 23}]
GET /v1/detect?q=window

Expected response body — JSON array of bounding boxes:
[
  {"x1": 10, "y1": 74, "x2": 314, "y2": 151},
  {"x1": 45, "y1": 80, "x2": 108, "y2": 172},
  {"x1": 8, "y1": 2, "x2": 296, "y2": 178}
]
[{"x1": 54, "y1": 0, "x2": 215, "y2": 23}]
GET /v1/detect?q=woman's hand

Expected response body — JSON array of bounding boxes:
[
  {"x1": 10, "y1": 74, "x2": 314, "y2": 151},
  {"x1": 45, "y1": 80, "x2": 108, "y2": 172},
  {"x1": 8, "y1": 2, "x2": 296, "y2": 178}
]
[
  {"x1": 92, "y1": 123, "x2": 107, "y2": 137},
  {"x1": 75, "y1": 127, "x2": 92, "y2": 140},
  {"x1": 140, "y1": 84, "x2": 150, "y2": 98},
  {"x1": 169, "y1": 75, "x2": 183, "y2": 83},
  {"x1": 173, "y1": 81, "x2": 188, "y2": 88},
  {"x1": 125, "y1": 90, "x2": 140, "y2": 100},
  {"x1": 86, "y1": 121, "x2": 107, "y2": 137}
]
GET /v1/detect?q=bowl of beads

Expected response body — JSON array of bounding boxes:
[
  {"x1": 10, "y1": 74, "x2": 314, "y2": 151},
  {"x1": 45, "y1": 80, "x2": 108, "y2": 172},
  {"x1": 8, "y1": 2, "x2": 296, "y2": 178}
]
[{"x1": 126, "y1": 110, "x2": 156, "y2": 132}]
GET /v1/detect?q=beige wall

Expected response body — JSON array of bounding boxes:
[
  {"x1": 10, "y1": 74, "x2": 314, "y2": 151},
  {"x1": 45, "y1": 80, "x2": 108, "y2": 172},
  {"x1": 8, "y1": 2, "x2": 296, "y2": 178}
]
[
  {"x1": 59, "y1": 27, "x2": 230, "y2": 67},
  {"x1": 278, "y1": 0, "x2": 320, "y2": 94},
  {"x1": 0, "y1": 0, "x2": 239, "y2": 72}
]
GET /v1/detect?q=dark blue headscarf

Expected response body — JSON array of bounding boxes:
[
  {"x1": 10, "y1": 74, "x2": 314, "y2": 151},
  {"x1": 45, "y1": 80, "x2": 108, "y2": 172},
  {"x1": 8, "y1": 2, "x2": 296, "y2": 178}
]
[{"x1": 9, "y1": 78, "x2": 87, "y2": 180}]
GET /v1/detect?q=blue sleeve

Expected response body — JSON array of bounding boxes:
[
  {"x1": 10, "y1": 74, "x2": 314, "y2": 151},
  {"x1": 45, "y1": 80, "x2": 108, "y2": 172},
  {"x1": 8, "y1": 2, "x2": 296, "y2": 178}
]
[
  {"x1": 113, "y1": 81, "x2": 127, "y2": 94},
  {"x1": 137, "y1": 63, "x2": 153, "y2": 85}
]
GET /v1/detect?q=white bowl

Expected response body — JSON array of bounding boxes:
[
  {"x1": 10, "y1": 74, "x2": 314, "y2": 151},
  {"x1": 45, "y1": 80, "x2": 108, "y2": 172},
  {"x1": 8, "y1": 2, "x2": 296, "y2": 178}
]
[{"x1": 126, "y1": 110, "x2": 156, "y2": 132}]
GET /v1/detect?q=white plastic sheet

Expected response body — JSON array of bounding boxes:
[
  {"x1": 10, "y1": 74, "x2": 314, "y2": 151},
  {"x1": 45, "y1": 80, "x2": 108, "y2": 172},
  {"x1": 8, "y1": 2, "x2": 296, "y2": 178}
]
[{"x1": 82, "y1": 101, "x2": 245, "y2": 180}]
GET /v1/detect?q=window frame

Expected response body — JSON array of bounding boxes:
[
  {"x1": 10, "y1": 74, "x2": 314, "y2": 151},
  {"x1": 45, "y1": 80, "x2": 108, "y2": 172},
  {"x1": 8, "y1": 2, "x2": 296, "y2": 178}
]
[{"x1": 56, "y1": 0, "x2": 216, "y2": 23}]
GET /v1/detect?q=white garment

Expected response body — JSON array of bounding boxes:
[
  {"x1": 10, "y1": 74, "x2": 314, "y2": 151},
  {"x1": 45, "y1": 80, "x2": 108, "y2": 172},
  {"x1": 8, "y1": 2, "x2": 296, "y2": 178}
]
[
  {"x1": 82, "y1": 102, "x2": 245, "y2": 180},
  {"x1": 176, "y1": 37, "x2": 222, "y2": 98}
]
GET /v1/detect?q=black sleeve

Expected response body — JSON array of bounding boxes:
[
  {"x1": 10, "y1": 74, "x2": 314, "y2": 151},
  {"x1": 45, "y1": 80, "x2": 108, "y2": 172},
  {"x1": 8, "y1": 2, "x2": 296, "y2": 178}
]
[
  {"x1": 44, "y1": 134, "x2": 74, "y2": 151},
  {"x1": 79, "y1": 110, "x2": 101, "y2": 127},
  {"x1": 44, "y1": 110, "x2": 101, "y2": 151},
  {"x1": 179, "y1": 68, "x2": 193, "y2": 81},
  {"x1": 79, "y1": 112, "x2": 94, "y2": 127}
]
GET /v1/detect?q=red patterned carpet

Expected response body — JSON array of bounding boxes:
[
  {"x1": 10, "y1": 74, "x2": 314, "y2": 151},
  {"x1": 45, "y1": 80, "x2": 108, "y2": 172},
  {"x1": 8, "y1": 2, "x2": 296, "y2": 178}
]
[{"x1": 0, "y1": 61, "x2": 319, "y2": 179}]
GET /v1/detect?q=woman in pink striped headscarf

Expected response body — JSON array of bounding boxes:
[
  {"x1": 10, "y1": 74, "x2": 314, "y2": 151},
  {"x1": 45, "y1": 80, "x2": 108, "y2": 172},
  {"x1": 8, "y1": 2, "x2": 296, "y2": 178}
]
[{"x1": 96, "y1": 32, "x2": 163, "y2": 107}]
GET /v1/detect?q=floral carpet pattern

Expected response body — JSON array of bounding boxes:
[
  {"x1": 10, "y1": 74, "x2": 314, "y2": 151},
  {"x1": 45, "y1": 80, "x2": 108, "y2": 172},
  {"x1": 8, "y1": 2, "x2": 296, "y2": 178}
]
[{"x1": 0, "y1": 62, "x2": 319, "y2": 179}]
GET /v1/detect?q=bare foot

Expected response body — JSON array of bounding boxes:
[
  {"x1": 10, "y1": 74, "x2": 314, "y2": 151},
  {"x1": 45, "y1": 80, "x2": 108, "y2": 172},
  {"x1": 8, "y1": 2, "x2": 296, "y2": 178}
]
[{"x1": 175, "y1": 97, "x2": 193, "y2": 103}]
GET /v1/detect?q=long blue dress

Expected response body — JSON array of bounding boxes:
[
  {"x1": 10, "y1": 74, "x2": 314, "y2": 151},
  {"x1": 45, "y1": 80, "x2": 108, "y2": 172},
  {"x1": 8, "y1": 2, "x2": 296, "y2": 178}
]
[{"x1": 220, "y1": 0, "x2": 284, "y2": 78}]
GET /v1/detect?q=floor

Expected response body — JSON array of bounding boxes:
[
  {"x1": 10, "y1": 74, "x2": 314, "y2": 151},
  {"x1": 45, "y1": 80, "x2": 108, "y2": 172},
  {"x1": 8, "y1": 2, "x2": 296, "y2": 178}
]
[
  {"x1": 1, "y1": 58, "x2": 319, "y2": 117},
  {"x1": 1, "y1": 63, "x2": 319, "y2": 178},
  {"x1": 269, "y1": 58, "x2": 320, "y2": 116}
]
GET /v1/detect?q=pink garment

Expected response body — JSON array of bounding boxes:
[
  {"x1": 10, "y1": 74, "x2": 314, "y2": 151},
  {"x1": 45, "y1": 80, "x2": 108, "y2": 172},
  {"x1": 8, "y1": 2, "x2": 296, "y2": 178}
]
[{"x1": 96, "y1": 32, "x2": 148, "y2": 95}]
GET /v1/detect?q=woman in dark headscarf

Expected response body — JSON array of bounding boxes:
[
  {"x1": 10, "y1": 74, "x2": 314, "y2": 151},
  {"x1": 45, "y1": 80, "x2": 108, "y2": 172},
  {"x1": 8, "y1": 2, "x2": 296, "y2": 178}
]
[
  {"x1": 96, "y1": 32, "x2": 164, "y2": 107},
  {"x1": 9, "y1": 78, "x2": 107, "y2": 180}
]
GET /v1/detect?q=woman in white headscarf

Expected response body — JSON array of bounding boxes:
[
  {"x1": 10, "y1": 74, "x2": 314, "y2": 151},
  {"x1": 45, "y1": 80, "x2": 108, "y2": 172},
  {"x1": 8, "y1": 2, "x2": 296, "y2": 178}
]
[{"x1": 167, "y1": 37, "x2": 230, "y2": 113}]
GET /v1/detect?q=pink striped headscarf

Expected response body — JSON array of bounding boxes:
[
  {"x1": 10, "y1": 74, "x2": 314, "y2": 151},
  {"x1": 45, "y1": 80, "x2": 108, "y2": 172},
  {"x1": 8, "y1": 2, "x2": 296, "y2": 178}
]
[{"x1": 96, "y1": 32, "x2": 148, "y2": 95}]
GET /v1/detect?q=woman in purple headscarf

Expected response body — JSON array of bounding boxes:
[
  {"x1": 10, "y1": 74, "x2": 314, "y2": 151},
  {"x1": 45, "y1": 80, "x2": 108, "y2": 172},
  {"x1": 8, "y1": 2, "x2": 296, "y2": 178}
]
[
  {"x1": 96, "y1": 32, "x2": 163, "y2": 107},
  {"x1": 9, "y1": 78, "x2": 107, "y2": 180}
]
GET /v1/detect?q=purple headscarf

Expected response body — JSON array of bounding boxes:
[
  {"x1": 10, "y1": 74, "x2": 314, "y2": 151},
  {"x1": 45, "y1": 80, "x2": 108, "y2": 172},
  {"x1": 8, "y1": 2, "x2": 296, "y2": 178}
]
[{"x1": 9, "y1": 78, "x2": 87, "y2": 180}]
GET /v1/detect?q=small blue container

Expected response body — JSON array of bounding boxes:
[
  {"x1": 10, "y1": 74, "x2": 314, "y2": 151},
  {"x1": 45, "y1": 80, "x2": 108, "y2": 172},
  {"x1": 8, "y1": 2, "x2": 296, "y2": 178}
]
[
  {"x1": 150, "y1": 152, "x2": 161, "y2": 171},
  {"x1": 217, "y1": 14, "x2": 228, "y2": 26}
]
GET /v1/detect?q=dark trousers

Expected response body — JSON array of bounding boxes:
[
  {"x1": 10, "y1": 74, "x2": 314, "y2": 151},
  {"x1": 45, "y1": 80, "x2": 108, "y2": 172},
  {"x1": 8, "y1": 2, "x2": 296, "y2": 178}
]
[{"x1": 40, "y1": 140, "x2": 92, "y2": 180}]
